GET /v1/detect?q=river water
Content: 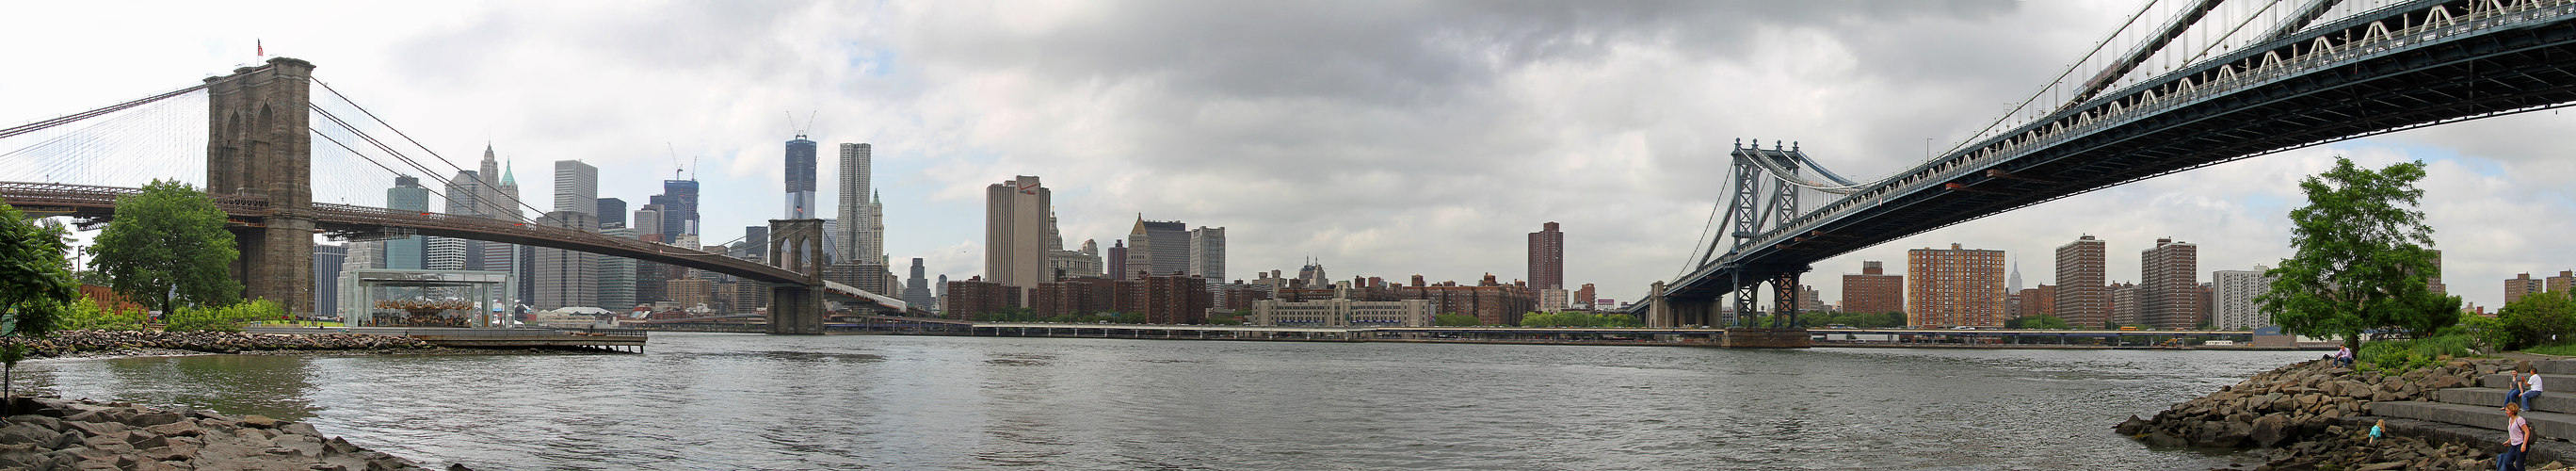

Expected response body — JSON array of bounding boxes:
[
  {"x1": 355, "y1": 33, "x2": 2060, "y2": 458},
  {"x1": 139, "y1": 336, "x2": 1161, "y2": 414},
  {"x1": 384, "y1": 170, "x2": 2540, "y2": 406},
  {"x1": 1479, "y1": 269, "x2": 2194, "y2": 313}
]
[{"x1": 12, "y1": 333, "x2": 2316, "y2": 469}]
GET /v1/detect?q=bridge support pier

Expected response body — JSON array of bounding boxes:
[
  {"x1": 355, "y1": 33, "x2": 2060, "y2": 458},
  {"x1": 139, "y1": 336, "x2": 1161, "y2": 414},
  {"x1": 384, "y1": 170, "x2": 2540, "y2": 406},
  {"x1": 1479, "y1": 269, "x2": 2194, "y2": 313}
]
[
  {"x1": 207, "y1": 57, "x2": 317, "y2": 315},
  {"x1": 766, "y1": 219, "x2": 827, "y2": 334}
]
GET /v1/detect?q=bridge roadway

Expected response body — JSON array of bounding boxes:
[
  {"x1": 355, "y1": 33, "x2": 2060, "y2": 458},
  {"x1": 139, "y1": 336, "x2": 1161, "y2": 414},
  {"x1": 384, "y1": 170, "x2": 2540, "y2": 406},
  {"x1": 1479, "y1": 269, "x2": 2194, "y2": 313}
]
[
  {"x1": 965, "y1": 322, "x2": 2262, "y2": 345},
  {"x1": 0, "y1": 181, "x2": 909, "y2": 312},
  {"x1": 1661, "y1": 0, "x2": 2576, "y2": 313}
]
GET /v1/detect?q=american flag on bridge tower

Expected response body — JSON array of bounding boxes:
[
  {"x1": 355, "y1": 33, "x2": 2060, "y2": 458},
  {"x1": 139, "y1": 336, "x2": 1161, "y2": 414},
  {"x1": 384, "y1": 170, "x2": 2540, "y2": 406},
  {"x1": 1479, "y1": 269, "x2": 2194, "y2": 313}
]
[{"x1": 256, "y1": 40, "x2": 263, "y2": 57}]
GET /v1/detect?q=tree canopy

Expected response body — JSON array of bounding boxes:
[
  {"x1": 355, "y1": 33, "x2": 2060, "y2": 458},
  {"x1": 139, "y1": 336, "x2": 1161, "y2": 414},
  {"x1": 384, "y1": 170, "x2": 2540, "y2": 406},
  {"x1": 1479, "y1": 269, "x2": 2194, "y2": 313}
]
[
  {"x1": 2005, "y1": 315, "x2": 2071, "y2": 330},
  {"x1": 89, "y1": 180, "x2": 240, "y2": 313},
  {"x1": 2259, "y1": 157, "x2": 2458, "y2": 349},
  {"x1": 0, "y1": 200, "x2": 79, "y2": 337}
]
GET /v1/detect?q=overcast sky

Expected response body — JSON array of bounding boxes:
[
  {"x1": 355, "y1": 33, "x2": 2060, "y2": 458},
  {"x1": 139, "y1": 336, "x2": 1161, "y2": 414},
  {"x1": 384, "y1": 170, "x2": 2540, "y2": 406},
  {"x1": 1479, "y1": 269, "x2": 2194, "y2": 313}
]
[{"x1": 5, "y1": 1, "x2": 2573, "y2": 311}]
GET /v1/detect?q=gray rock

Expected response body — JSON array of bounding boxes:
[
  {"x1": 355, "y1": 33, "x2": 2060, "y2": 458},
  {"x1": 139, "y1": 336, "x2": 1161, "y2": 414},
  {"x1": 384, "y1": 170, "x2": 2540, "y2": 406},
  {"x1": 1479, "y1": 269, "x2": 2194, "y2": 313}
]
[
  {"x1": 0, "y1": 422, "x2": 58, "y2": 447},
  {"x1": 2250, "y1": 414, "x2": 2292, "y2": 447}
]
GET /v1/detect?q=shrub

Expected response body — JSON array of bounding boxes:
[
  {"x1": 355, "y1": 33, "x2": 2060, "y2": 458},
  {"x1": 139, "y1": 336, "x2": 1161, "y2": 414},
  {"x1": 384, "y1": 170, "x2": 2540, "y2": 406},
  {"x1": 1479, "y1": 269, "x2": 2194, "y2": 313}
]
[
  {"x1": 166, "y1": 300, "x2": 284, "y2": 333},
  {"x1": 56, "y1": 296, "x2": 148, "y2": 332},
  {"x1": 2359, "y1": 333, "x2": 2479, "y2": 373}
]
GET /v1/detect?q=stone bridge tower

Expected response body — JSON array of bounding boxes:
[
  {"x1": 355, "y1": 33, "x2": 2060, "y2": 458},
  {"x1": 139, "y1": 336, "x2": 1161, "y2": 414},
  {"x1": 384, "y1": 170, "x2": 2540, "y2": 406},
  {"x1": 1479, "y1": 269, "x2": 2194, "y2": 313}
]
[
  {"x1": 206, "y1": 57, "x2": 317, "y2": 315},
  {"x1": 767, "y1": 219, "x2": 826, "y2": 334}
]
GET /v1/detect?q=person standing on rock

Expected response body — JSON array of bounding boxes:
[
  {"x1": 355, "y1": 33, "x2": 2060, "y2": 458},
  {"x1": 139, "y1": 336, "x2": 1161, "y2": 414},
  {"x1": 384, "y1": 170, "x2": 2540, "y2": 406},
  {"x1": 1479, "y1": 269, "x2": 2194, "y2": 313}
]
[{"x1": 2503, "y1": 402, "x2": 2533, "y2": 471}]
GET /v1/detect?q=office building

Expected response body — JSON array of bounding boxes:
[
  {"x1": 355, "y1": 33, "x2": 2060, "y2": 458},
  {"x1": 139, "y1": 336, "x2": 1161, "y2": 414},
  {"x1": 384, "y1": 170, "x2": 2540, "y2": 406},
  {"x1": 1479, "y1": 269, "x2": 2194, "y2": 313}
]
[
  {"x1": 313, "y1": 244, "x2": 346, "y2": 319},
  {"x1": 2140, "y1": 237, "x2": 2199, "y2": 329},
  {"x1": 597, "y1": 198, "x2": 625, "y2": 228},
  {"x1": 785, "y1": 135, "x2": 817, "y2": 219},
  {"x1": 2509, "y1": 273, "x2": 2547, "y2": 305},
  {"x1": 1842, "y1": 260, "x2": 1904, "y2": 315},
  {"x1": 383, "y1": 175, "x2": 429, "y2": 269},
  {"x1": 652, "y1": 179, "x2": 700, "y2": 237},
  {"x1": 2213, "y1": 266, "x2": 2273, "y2": 330},
  {"x1": 1191, "y1": 227, "x2": 1227, "y2": 282},
  {"x1": 598, "y1": 226, "x2": 638, "y2": 310},
  {"x1": 1906, "y1": 243, "x2": 2005, "y2": 328},
  {"x1": 1107, "y1": 240, "x2": 1128, "y2": 281},
  {"x1": 1529, "y1": 221, "x2": 1565, "y2": 289},
  {"x1": 2055, "y1": 235, "x2": 2108, "y2": 329},
  {"x1": 902, "y1": 258, "x2": 936, "y2": 309},
  {"x1": 1126, "y1": 217, "x2": 1190, "y2": 278},
  {"x1": 424, "y1": 237, "x2": 468, "y2": 270},
  {"x1": 986, "y1": 176, "x2": 1050, "y2": 304}
]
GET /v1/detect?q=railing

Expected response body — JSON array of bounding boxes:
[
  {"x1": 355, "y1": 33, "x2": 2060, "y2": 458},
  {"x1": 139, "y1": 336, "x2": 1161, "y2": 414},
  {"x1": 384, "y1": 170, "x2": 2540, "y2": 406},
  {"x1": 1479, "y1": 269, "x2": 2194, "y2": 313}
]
[{"x1": 1723, "y1": 0, "x2": 2576, "y2": 269}]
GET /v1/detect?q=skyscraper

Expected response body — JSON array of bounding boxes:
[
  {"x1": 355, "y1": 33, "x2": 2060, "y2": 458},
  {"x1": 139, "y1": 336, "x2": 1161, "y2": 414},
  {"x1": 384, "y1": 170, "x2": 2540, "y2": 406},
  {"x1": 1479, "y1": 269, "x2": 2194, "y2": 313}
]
[
  {"x1": 534, "y1": 211, "x2": 600, "y2": 310},
  {"x1": 838, "y1": 143, "x2": 884, "y2": 266},
  {"x1": 2055, "y1": 235, "x2": 2108, "y2": 329},
  {"x1": 1528, "y1": 221, "x2": 1565, "y2": 289},
  {"x1": 1906, "y1": 244, "x2": 2005, "y2": 328},
  {"x1": 486, "y1": 158, "x2": 523, "y2": 303},
  {"x1": 902, "y1": 257, "x2": 935, "y2": 309},
  {"x1": 598, "y1": 225, "x2": 638, "y2": 310},
  {"x1": 653, "y1": 179, "x2": 700, "y2": 237},
  {"x1": 313, "y1": 244, "x2": 346, "y2": 319},
  {"x1": 987, "y1": 175, "x2": 1050, "y2": 304},
  {"x1": 553, "y1": 160, "x2": 598, "y2": 218},
  {"x1": 2139, "y1": 237, "x2": 2199, "y2": 329},
  {"x1": 1107, "y1": 240, "x2": 1128, "y2": 280},
  {"x1": 383, "y1": 175, "x2": 428, "y2": 269},
  {"x1": 786, "y1": 135, "x2": 818, "y2": 219},
  {"x1": 1126, "y1": 217, "x2": 1189, "y2": 278},
  {"x1": 1189, "y1": 227, "x2": 1226, "y2": 282},
  {"x1": 597, "y1": 198, "x2": 626, "y2": 228},
  {"x1": 1842, "y1": 260, "x2": 1904, "y2": 315}
]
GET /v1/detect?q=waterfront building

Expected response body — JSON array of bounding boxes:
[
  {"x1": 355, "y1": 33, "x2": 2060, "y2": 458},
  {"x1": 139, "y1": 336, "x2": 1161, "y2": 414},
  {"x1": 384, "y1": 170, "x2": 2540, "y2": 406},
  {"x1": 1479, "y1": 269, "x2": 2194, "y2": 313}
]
[
  {"x1": 1035, "y1": 277, "x2": 1119, "y2": 317},
  {"x1": 1191, "y1": 227, "x2": 1226, "y2": 282},
  {"x1": 667, "y1": 277, "x2": 715, "y2": 312},
  {"x1": 901, "y1": 258, "x2": 936, "y2": 309},
  {"x1": 986, "y1": 176, "x2": 1050, "y2": 304},
  {"x1": 532, "y1": 211, "x2": 600, "y2": 310},
  {"x1": 2212, "y1": 266, "x2": 2273, "y2": 330},
  {"x1": 1841, "y1": 260, "x2": 1903, "y2": 315},
  {"x1": 1538, "y1": 288, "x2": 1570, "y2": 312},
  {"x1": 785, "y1": 135, "x2": 817, "y2": 219},
  {"x1": 1393, "y1": 274, "x2": 1536, "y2": 326},
  {"x1": 1799, "y1": 285, "x2": 1828, "y2": 313},
  {"x1": 598, "y1": 225, "x2": 638, "y2": 310},
  {"x1": 313, "y1": 244, "x2": 346, "y2": 319},
  {"x1": 2111, "y1": 282, "x2": 2140, "y2": 326},
  {"x1": 2140, "y1": 237, "x2": 2199, "y2": 329},
  {"x1": 945, "y1": 276, "x2": 1021, "y2": 320},
  {"x1": 1120, "y1": 273, "x2": 1212, "y2": 324},
  {"x1": 1575, "y1": 284, "x2": 1597, "y2": 310},
  {"x1": 383, "y1": 175, "x2": 429, "y2": 269},
  {"x1": 1529, "y1": 221, "x2": 1564, "y2": 290},
  {"x1": 2509, "y1": 273, "x2": 2546, "y2": 305},
  {"x1": 2018, "y1": 284, "x2": 2056, "y2": 318},
  {"x1": 1905, "y1": 243, "x2": 2004, "y2": 328},
  {"x1": 1126, "y1": 217, "x2": 1190, "y2": 278},
  {"x1": 2055, "y1": 235, "x2": 2109, "y2": 329},
  {"x1": 1248, "y1": 295, "x2": 1433, "y2": 327},
  {"x1": 2551, "y1": 270, "x2": 2576, "y2": 296}
]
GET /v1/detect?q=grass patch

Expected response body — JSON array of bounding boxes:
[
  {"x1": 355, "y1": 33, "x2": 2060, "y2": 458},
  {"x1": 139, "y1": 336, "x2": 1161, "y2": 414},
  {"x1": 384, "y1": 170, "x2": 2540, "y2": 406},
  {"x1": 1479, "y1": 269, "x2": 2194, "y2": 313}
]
[
  {"x1": 2359, "y1": 333, "x2": 2482, "y2": 372},
  {"x1": 2524, "y1": 342, "x2": 2576, "y2": 357}
]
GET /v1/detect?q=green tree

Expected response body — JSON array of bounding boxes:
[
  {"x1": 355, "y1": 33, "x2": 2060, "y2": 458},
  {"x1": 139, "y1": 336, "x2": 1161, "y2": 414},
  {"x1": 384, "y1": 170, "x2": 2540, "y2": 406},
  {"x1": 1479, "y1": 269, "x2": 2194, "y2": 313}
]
[
  {"x1": 0, "y1": 200, "x2": 81, "y2": 407},
  {"x1": 2259, "y1": 157, "x2": 2455, "y2": 349},
  {"x1": 2006, "y1": 315, "x2": 2071, "y2": 330},
  {"x1": 1435, "y1": 313, "x2": 1481, "y2": 326},
  {"x1": 2490, "y1": 291, "x2": 2576, "y2": 350},
  {"x1": 89, "y1": 180, "x2": 241, "y2": 314}
]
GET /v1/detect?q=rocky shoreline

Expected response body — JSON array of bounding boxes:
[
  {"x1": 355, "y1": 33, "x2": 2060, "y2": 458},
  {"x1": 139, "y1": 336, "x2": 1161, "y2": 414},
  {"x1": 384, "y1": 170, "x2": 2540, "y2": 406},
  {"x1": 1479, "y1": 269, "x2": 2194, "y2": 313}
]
[
  {"x1": 2118, "y1": 358, "x2": 2556, "y2": 470},
  {"x1": 0, "y1": 396, "x2": 453, "y2": 470},
  {"x1": 2, "y1": 331, "x2": 437, "y2": 358}
]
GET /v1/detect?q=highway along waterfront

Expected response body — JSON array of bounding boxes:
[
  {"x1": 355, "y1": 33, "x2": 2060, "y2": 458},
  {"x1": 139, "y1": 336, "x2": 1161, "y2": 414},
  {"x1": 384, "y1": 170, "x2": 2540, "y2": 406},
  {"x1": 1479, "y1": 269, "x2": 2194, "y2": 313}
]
[{"x1": 20, "y1": 333, "x2": 2313, "y2": 469}]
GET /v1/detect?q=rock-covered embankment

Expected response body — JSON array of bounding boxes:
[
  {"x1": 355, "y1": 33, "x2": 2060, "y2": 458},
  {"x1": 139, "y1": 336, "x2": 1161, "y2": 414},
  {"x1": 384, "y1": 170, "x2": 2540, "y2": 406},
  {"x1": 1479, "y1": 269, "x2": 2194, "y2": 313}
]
[
  {"x1": 0, "y1": 397, "x2": 453, "y2": 470},
  {"x1": 0, "y1": 330, "x2": 433, "y2": 358},
  {"x1": 2117, "y1": 358, "x2": 2527, "y2": 470}
]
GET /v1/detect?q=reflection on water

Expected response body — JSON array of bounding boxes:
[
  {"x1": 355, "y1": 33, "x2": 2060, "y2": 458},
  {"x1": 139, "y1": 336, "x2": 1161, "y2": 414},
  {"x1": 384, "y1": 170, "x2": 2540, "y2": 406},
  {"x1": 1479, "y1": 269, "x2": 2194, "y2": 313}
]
[{"x1": 17, "y1": 333, "x2": 2314, "y2": 469}]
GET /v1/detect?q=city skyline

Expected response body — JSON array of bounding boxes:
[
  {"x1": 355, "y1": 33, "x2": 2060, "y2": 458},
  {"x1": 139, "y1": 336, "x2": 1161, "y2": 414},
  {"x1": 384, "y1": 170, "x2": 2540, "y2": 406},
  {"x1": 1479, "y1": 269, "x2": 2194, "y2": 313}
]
[{"x1": 11, "y1": 3, "x2": 2576, "y2": 312}]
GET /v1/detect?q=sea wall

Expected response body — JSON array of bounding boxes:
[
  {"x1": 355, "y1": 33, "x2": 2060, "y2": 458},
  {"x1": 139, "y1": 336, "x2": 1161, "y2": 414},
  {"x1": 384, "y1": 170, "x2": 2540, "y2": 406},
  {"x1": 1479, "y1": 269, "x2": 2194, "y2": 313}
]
[{"x1": 2117, "y1": 358, "x2": 2530, "y2": 469}]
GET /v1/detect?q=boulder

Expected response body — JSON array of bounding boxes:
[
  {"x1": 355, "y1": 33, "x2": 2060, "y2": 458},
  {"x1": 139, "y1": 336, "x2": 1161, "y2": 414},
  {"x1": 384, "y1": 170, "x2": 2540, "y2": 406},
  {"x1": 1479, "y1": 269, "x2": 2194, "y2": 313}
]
[
  {"x1": 0, "y1": 423, "x2": 57, "y2": 447},
  {"x1": 2250, "y1": 414, "x2": 2292, "y2": 447},
  {"x1": 238, "y1": 414, "x2": 278, "y2": 429}
]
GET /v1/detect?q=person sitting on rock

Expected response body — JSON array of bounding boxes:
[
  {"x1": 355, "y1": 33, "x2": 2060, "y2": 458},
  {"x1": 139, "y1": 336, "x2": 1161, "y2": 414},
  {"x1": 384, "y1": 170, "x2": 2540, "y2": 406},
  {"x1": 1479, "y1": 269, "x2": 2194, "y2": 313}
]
[
  {"x1": 2520, "y1": 368, "x2": 2547, "y2": 412},
  {"x1": 2503, "y1": 402, "x2": 2533, "y2": 471},
  {"x1": 2333, "y1": 345, "x2": 2354, "y2": 368},
  {"x1": 2370, "y1": 418, "x2": 2384, "y2": 444}
]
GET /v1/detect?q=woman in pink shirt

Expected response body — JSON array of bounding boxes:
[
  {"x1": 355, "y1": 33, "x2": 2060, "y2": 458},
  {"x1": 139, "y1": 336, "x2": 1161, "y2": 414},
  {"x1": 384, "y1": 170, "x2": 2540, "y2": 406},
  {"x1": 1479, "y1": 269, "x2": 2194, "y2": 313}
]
[{"x1": 2503, "y1": 402, "x2": 2532, "y2": 471}]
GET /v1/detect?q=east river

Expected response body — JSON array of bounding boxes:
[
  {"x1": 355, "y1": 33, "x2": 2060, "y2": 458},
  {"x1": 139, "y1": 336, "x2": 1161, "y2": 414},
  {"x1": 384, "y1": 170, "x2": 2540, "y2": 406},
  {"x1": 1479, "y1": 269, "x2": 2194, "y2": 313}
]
[{"x1": 12, "y1": 333, "x2": 2319, "y2": 469}]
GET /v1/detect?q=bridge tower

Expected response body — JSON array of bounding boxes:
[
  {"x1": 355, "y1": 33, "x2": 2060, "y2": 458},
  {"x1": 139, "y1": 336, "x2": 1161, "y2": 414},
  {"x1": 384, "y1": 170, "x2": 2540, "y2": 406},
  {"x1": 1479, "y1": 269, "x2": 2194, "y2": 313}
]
[
  {"x1": 206, "y1": 57, "x2": 317, "y2": 315},
  {"x1": 767, "y1": 219, "x2": 827, "y2": 334}
]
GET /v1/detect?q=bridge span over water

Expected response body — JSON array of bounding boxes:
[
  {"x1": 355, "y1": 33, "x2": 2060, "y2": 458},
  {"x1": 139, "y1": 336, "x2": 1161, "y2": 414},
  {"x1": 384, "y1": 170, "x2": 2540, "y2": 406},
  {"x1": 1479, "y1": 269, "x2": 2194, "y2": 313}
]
[{"x1": 1639, "y1": 0, "x2": 2576, "y2": 330}]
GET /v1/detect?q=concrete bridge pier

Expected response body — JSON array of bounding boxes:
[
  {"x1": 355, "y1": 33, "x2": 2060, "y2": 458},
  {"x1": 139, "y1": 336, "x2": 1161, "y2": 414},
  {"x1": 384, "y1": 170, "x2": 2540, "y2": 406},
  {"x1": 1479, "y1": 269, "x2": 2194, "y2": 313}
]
[{"x1": 768, "y1": 285, "x2": 823, "y2": 334}]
